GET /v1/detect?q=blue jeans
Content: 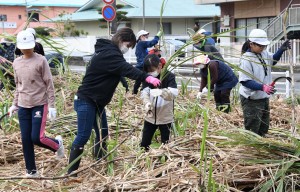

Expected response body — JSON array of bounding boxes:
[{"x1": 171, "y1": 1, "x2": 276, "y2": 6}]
[
  {"x1": 72, "y1": 97, "x2": 107, "y2": 149},
  {"x1": 18, "y1": 105, "x2": 59, "y2": 174}
]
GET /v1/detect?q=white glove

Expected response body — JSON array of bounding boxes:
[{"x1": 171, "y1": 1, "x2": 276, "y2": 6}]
[
  {"x1": 48, "y1": 108, "x2": 57, "y2": 121},
  {"x1": 161, "y1": 88, "x2": 173, "y2": 101},
  {"x1": 197, "y1": 92, "x2": 203, "y2": 99},
  {"x1": 8, "y1": 105, "x2": 18, "y2": 117},
  {"x1": 145, "y1": 102, "x2": 152, "y2": 112},
  {"x1": 202, "y1": 87, "x2": 208, "y2": 94}
]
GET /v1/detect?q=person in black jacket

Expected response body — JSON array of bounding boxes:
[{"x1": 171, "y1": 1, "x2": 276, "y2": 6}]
[{"x1": 67, "y1": 28, "x2": 161, "y2": 176}]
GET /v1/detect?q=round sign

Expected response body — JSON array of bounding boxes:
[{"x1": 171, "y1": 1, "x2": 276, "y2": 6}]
[
  {"x1": 102, "y1": 5, "x2": 116, "y2": 22},
  {"x1": 103, "y1": 0, "x2": 114, "y2": 5}
]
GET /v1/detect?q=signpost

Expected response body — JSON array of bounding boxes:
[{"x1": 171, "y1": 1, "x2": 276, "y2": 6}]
[
  {"x1": 102, "y1": 0, "x2": 116, "y2": 37},
  {"x1": 102, "y1": 5, "x2": 116, "y2": 22}
]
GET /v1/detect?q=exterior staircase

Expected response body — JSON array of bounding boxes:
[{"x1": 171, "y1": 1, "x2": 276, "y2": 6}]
[{"x1": 265, "y1": 5, "x2": 300, "y2": 41}]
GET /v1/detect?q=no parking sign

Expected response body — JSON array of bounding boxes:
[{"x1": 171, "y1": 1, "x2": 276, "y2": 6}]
[
  {"x1": 102, "y1": 5, "x2": 116, "y2": 22},
  {"x1": 102, "y1": 0, "x2": 116, "y2": 22}
]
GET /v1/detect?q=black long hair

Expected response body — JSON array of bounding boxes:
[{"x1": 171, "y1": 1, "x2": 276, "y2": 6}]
[
  {"x1": 241, "y1": 40, "x2": 251, "y2": 55},
  {"x1": 143, "y1": 54, "x2": 160, "y2": 73}
]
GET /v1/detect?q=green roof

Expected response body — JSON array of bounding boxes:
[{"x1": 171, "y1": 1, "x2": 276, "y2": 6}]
[
  {"x1": 51, "y1": 9, "x2": 102, "y2": 22},
  {"x1": 50, "y1": 0, "x2": 220, "y2": 22},
  {"x1": 0, "y1": 0, "x2": 89, "y2": 7},
  {"x1": 121, "y1": 0, "x2": 220, "y2": 18}
]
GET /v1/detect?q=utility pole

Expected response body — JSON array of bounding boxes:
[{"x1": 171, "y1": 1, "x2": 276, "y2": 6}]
[
  {"x1": 142, "y1": 0, "x2": 145, "y2": 30},
  {"x1": 25, "y1": 0, "x2": 29, "y2": 20}
]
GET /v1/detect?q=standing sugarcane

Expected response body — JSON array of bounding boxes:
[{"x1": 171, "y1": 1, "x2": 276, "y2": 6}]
[{"x1": 282, "y1": 0, "x2": 296, "y2": 135}]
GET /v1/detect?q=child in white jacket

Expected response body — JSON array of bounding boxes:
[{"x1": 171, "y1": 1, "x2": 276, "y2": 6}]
[{"x1": 140, "y1": 54, "x2": 178, "y2": 151}]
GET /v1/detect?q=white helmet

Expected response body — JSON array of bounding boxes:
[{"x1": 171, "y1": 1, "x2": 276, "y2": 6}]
[
  {"x1": 248, "y1": 29, "x2": 270, "y2": 45},
  {"x1": 136, "y1": 30, "x2": 149, "y2": 40}
]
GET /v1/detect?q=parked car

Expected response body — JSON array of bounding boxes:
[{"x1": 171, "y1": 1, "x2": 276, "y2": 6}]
[{"x1": 45, "y1": 51, "x2": 65, "y2": 75}]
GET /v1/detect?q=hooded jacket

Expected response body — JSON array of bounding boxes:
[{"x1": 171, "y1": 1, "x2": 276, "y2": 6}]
[
  {"x1": 77, "y1": 39, "x2": 148, "y2": 106},
  {"x1": 141, "y1": 72, "x2": 178, "y2": 125}
]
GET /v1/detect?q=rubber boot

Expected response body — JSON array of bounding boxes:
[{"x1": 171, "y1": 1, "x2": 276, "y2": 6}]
[
  {"x1": 215, "y1": 103, "x2": 221, "y2": 111},
  {"x1": 67, "y1": 147, "x2": 84, "y2": 176},
  {"x1": 93, "y1": 141, "x2": 107, "y2": 160},
  {"x1": 217, "y1": 104, "x2": 231, "y2": 113},
  {"x1": 223, "y1": 104, "x2": 231, "y2": 113}
]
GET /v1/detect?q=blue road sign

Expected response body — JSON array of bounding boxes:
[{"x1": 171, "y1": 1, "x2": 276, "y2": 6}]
[{"x1": 102, "y1": 5, "x2": 116, "y2": 22}]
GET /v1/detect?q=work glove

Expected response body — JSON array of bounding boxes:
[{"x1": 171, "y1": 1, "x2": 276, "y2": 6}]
[
  {"x1": 262, "y1": 84, "x2": 276, "y2": 95},
  {"x1": 144, "y1": 102, "x2": 153, "y2": 117},
  {"x1": 8, "y1": 105, "x2": 18, "y2": 117},
  {"x1": 145, "y1": 102, "x2": 152, "y2": 112},
  {"x1": 161, "y1": 88, "x2": 173, "y2": 101},
  {"x1": 280, "y1": 39, "x2": 291, "y2": 51},
  {"x1": 196, "y1": 87, "x2": 208, "y2": 99},
  {"x1": 145, "y1": 76, "x2": 161, "y2": 87},
  {"x1": 196, "y1": 92, "x2": 203, "y2": 99},
  {"x1": 156, "y1": 30, "x2": 163, "y2": 37},
  {"x1": 48, "y1": 108, "x2": 57, "y2": 121}
]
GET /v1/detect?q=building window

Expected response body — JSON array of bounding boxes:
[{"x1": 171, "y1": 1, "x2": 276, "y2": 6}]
[
  {"x1": 18, "y1": 15, "x2": 22, "y2": 20},
  {"x1": 28, "y1": 12, "x2": 39, "y2": 22},
  {"x1": 0, "y1": 15, "x2": 7, "y2": 21},
  {"x1": 235, "y1": 17, "x2": 274, "y2": 42},
  {"x1": 198, "y1": 20, "x2": 213, "y2": 32},
  {"x1": 157, "y1": 22, "x2": 171, "y2": 34}
]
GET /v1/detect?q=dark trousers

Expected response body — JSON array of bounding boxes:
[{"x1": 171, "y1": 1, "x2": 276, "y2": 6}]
[
  {"x1": 72, "y1": 98, "x2": 107, "y2": 148},
  {"x1": 240, "y1": 95, "x2": 270, "y2": 136},
  {"x1": 140, "y1": 121, "x2": 171, "y2": 151},
  {"x1": 68, "y1": 98, "x2": 108, "y2": 174},
  {"x1": 133, "y1": 67, "x2": 143, "y2": 94},
  {"x1": 214, "y1": 88, "x2": 232, "y2": 112},
  {"x1": 18, "y1": 105, "x2": 59, "y2": 174}
]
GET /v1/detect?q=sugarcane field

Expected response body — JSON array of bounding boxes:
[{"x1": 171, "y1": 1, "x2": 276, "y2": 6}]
[{"x1": 1, "y1": 0, "x2": 300, "y2": 191}]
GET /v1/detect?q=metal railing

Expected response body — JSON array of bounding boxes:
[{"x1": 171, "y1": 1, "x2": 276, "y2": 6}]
[{"x1": 265, "y1": 6, "x2": 300, "y2": 41}]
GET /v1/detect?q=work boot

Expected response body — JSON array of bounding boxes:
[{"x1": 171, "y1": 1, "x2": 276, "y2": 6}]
[
  {"x1": 93, "y1": 141, "x2": 107, "y2": 160},
  {"x1": 223, "y1": 104, "x2": 231, "y2": 113},
  {"x1": 67, "y1": 147, "x2": 84, "y2": 176}
]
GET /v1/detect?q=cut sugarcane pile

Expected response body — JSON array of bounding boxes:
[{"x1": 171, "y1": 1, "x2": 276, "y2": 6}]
[{"x1": 0, "y1": 73, "x2": 299, "y2": 191}]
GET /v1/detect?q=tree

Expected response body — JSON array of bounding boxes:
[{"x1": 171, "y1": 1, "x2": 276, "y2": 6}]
[{"x1": 98, "y1": 3, "x2": 129, "y2": 34}]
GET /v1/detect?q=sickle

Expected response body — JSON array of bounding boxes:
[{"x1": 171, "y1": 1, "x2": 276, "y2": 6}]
[
  {"x1": 270, "y1": 76, "x2": 292, "y2": 86},
  {"x1": 0, "y1": 112, "x2": 9, "y2": 129}
]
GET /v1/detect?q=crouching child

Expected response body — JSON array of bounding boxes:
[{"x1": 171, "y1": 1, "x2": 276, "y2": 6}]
[{"x1": 140, "y1": 54, "x2": 178, "y2": 151}]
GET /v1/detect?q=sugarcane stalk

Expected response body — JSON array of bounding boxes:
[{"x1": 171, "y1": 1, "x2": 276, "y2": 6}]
[{"x1": 282, "y1": 0, "x2": 296, "y2": 135}]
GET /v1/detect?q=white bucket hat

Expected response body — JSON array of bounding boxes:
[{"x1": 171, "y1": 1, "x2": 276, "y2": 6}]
[
  {"x1": 194, "y1": 54, "x2": 210, "y2": 65},
  {"x1": 248, "y1": 29, "x2": 270, "y2": 45},
  {"x1": 17, "y1": 30, "x2": 35, "y2": 49},
  {"x1": 136, "y1": 30, "x2": 149, "y2": 40}
]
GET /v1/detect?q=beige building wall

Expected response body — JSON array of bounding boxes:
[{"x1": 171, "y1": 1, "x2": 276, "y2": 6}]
[
  {"x1": 75, "y1": 21, "x2": 109, "y2": 36},
  {"x1": 234, "y1": 0, "x2": 281, "y2": 18},
  {"x1": 131, "y1": 18, "x2": 195, "y2": 36},
  {"x1": 75, "y1": 18, "x2": 198, "y2": 37}
]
